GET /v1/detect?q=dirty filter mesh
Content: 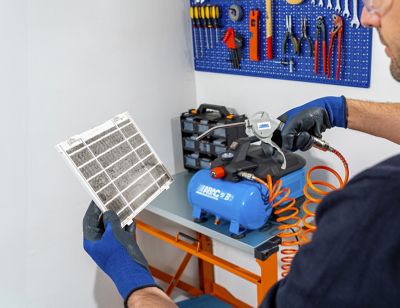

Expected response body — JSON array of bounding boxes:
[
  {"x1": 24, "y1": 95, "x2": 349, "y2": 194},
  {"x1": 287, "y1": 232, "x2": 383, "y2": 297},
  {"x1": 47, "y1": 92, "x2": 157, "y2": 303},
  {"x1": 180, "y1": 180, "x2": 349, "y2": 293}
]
[{"x1": 57, "y1": 112, "x2": 173, "y2": 226}]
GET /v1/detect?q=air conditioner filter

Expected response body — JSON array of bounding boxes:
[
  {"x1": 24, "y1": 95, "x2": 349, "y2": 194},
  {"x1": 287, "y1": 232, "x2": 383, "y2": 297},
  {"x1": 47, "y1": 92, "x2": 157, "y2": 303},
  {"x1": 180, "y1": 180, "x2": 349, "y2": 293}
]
[{"x1": 57, "y1": 112, "x2": 173, "y2": 227}]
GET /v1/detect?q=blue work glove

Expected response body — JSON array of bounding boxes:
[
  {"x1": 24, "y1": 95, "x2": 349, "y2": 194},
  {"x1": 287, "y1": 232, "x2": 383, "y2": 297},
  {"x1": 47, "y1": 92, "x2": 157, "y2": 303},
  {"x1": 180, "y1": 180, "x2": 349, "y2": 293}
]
[
  {"x1": 279, "y1": 96, "x2": 347, "y2": 151},
  {"x1": 83, "y1": 201, "x2": 157, "y2": 302}
]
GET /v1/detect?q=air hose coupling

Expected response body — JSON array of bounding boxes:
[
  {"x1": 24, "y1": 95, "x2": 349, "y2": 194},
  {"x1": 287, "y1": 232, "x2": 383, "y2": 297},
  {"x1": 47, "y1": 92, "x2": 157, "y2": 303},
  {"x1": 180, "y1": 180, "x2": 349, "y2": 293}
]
[
  {"x1": 238, "y1": 171, "x2": 257, "y2": 181},
  {"x1": 311, "y1": 136, "x2": 334, "y2": 152}
]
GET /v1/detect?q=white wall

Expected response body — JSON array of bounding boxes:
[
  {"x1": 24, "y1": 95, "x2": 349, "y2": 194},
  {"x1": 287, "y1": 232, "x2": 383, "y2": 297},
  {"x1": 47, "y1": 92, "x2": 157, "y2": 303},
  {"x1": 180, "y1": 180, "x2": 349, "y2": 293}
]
[
  {"x1": 0, "y1": 0, "x2": 196, "y2": 307},
  {"x1": 195, "y1": 29, "x2": 400, "y2": 306},
  {"x1": 0, "y1": 1, "x2": 28, "y2": 307},
  {"x1": 3, "y1": 1, "x2": 399, "y2": 307}
]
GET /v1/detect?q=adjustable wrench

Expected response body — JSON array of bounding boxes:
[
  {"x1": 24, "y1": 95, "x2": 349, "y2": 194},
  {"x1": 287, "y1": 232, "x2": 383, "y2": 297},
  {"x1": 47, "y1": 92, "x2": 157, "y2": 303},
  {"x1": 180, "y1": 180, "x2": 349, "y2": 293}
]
[
  {"x1": 350, "y1": 0, "x2": 360, "y2": 28},
  {"x1": 318, "y1": 0, "x2": 324, "y2": 7},
  {"x1": 343, "y1": 0, "x2": 351, "y2": 18},
  {"x1": 311, "y1": 0, "x2": 316, "y2": 5},
  {"x1": 327, "y1": 0, "x2": 333, "y2": 10},
  {"x1": 335, "y1": 0, "x2": 341, "y2": 12}
]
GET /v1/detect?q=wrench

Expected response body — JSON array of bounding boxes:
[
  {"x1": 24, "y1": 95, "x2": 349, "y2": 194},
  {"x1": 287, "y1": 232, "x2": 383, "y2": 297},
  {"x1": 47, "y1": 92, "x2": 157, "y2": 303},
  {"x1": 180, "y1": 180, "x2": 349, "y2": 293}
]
[
  {"x1": 311, "y1": 0, "x2": 316, "y2": 5},
  {"x1": 327, "y1": 0, "x2": 333, "y2": 10},
  {"x1": 335, "y1": 0, "x2": 341, "y2": 12},
  {"x1": 350, "y1": 0, "x2": 360, "y2": 28},
  {"x1": 318, "y1": 0, "x2": 324, "y2": 7},
  {"x1": 343, "y1": 0, "x2": 351, "y2": 18}
]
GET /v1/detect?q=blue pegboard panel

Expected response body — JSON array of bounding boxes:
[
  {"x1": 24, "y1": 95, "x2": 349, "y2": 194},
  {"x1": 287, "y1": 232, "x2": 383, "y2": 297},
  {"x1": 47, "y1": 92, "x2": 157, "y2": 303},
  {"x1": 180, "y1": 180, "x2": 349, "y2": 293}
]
[{"x1": 191, "y1": 0, "x2": 372, "y2": 88}]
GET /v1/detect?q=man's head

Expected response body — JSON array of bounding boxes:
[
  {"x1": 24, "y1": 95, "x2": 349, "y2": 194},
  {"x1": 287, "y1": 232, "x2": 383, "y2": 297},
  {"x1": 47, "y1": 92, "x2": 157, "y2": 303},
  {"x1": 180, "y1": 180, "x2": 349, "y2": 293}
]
[{"x1": 361, "y1": 0, "x2": 400, "y2": 81}]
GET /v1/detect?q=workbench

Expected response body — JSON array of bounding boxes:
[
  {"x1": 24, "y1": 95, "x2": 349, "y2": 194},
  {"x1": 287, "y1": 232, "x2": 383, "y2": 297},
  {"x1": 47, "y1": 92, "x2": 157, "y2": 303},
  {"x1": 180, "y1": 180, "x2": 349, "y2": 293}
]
[{"x1": 137, "y1": 172, "x2": 301, "y2": 307}]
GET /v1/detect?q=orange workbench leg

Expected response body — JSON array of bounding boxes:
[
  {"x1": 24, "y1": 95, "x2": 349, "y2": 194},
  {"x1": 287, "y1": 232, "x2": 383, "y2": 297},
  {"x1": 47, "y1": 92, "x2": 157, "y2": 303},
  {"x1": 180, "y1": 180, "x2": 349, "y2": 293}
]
[
  {"x1": 198, "y1": 234, "x2": 215, "y2": 294},
  {"x1": 165, "y1": 253, "x2": 193, "y2": 296},
  {"x1": 256, "y1": 252, "x2": 278, "y2": 306}
]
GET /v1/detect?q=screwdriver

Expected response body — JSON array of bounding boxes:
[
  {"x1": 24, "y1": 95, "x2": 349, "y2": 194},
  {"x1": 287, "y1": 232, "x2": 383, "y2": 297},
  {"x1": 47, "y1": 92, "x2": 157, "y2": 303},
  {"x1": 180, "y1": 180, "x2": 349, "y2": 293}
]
[
  {"x1": 190, "y1": 6, "x2": 199, "y2": 59},
  {"x1": 211, "y1": 5, "x2": 220, "y2": 44},
  {"x1": 195, "y1": 6, "x2": 203, "y2": 57},
  {"x1": 205, "y1": 5, "x2": 213, "y2": 48},
  {"x1": 200, "y1": 5, "x2": 209, "y2": 49}
]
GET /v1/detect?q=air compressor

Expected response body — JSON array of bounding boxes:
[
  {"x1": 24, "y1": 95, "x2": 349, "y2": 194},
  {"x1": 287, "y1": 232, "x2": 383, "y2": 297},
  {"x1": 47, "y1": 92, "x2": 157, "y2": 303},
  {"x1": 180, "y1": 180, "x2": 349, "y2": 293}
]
[
  {"x1": 187, "y1": 110, "x2": 349, "y2": 282},
  {"x1": 187, "y1": 131, "x2": 307, "y2": 238}
]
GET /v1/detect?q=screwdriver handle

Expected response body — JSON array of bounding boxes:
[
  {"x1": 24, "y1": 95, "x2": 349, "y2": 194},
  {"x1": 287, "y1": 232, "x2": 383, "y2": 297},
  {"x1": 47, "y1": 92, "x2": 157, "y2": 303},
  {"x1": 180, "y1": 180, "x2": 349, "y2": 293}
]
[
  {"x1": 190, "y1": 6, "x2": 195, "y2": 24},
  {"x1": 205, "y1": 5, "x2": 212, "y2": 28},
  {"x1": 200, "y1": 6, "x2": 206, "y2": 26},
  {"x1": 211, "y1": 5, "x2": 216, "y2": 19}
]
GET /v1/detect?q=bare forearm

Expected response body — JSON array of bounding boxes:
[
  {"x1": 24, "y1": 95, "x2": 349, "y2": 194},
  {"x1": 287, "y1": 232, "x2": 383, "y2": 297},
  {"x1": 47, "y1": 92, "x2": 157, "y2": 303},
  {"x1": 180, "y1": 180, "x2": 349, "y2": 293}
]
[
  {"x1": 346, "y1": 98, "x2": 400, "y2": 144},
  {"x1": 126, "y1": 287, "x2": 177, "y2": 308}
]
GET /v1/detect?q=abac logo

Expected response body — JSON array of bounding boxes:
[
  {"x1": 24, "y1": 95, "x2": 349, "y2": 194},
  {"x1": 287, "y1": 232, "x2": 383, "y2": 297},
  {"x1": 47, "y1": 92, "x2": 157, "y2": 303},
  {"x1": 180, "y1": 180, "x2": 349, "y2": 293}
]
[
  {"x1": 196, "y1": 185, "x2": 234, "y2": 201},
  {"x1": 257, "y1": 121, "x2": 271, "y2": 130}
]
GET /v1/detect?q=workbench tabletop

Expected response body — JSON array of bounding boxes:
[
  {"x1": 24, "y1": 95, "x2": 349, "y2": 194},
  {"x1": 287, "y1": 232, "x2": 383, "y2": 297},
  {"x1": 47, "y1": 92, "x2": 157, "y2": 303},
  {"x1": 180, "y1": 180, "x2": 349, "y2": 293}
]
[{"x1": 146, "y1": 171, "x2": 284, "y2": 256}]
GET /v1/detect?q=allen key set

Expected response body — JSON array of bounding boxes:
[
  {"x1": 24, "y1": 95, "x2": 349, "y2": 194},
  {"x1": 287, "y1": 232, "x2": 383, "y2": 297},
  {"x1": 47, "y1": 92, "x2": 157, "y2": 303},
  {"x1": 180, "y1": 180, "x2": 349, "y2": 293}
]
[{"x1": 189, "y1": 0, "x2": 373, "y2": 88}]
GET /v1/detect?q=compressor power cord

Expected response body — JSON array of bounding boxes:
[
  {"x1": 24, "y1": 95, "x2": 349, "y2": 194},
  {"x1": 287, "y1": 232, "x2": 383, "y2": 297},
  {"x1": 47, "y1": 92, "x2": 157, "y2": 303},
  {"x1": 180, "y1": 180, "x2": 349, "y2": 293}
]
[{"x1": 238, "y1": 146, "x2": 349, "y2": 278}]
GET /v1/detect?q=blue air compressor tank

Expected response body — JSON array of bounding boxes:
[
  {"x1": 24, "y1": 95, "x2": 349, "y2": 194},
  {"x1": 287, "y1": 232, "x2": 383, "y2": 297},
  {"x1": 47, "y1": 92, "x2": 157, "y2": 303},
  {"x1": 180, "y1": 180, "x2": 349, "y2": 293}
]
[{"x1": 187, "y1": 168, "x2": 305, "y2": 236}]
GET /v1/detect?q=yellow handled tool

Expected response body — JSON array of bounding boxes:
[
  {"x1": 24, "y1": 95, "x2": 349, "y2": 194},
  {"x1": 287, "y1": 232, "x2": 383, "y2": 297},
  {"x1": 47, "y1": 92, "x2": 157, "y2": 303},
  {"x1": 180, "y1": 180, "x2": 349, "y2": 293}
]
[
  {"x1": 190, "y1": 6, "x2": 199, "y2": 59},
  {"x1": 194, "y1": 6, "x2": 203, "y2": 57},
  {"x1": 205, "y1": 5, "x2": 213, "y2": 48},
  {"x1": 211, "y1": 5, "x2": 220, "y2": 44},
  {"x1": 200, "y1": 5, "x2": 209, "y2": 49}
]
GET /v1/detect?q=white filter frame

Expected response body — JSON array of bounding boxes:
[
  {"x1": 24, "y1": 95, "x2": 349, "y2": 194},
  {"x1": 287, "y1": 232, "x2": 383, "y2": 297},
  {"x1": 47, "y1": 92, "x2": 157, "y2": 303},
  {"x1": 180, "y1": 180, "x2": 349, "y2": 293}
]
[{"x1": 56, "y1": 112, "x2": 173, "y2": 227}]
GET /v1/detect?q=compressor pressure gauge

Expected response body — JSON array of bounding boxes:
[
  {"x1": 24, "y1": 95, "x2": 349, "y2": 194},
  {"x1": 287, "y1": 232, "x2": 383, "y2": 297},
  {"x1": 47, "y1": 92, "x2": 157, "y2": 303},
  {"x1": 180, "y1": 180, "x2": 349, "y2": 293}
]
[{"x1": 221, "y1": 152, "x2": 235, "y2": 161}]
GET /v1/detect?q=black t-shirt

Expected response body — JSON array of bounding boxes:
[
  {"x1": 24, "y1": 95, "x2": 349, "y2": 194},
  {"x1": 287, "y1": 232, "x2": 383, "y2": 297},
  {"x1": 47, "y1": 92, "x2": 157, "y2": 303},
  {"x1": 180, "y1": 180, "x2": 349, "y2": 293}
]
[{"x1": 262, "y1": 154, "x2": 400, "y2": 308}]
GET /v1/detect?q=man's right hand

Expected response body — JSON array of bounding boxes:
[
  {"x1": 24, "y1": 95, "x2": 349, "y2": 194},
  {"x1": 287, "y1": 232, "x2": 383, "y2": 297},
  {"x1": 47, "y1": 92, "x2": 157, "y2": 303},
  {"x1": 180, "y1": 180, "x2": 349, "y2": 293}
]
[{"x1": 279, "y1": 96, "x2": 347, "y2": 151}]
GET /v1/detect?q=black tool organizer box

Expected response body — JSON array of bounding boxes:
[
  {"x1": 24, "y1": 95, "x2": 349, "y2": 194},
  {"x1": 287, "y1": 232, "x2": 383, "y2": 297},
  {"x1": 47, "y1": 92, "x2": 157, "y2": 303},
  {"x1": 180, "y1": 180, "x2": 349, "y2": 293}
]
[
  {"x1": 181, "y1": 104, "x2": 247, "y2": 171},
  {"x1": 190, "y1": 0, "x2": 372, "y2": 88}
]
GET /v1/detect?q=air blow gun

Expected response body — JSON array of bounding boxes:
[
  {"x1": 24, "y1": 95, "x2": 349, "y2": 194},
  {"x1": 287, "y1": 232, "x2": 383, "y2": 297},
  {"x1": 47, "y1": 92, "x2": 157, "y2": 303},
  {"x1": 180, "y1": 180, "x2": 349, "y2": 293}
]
[{"x1": 196, "y1": 111, "x2": 333, "y2": 170}]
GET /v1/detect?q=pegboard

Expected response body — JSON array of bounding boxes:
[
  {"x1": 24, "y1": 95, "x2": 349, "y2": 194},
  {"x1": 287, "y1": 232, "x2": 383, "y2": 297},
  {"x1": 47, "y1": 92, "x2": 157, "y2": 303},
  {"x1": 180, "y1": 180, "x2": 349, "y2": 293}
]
[{"x1": 191, "y1": 0, "x2": 372, "y2": 88}]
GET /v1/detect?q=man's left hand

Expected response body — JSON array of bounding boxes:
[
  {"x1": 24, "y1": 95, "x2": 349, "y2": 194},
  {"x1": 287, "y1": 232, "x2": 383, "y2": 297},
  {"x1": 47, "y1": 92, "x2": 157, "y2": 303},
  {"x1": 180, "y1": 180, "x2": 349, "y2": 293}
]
[{"x1": 83, "y1": 201, "x2": 157, "y2": 302}]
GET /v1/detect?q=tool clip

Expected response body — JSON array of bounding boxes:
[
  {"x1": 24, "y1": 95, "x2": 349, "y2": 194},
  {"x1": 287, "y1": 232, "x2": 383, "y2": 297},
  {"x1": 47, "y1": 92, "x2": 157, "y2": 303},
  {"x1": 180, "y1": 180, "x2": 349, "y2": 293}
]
[{"x1": 245, "y1": 112, "x2": 287, "y2": 169}]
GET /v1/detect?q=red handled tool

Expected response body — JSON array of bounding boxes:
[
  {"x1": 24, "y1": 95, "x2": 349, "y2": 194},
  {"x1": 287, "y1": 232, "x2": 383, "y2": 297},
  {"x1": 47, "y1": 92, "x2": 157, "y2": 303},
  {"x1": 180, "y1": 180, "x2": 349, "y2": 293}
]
[
  {"x1": 249, "y1": 9, "x2": 260, "y2": 61},
  {"x1": 266, "y1": 0, "x2": 273, "y2": 59},
  {"x1": 327, "y1": 14, "x2": 343, "y2": 80},
  {"x1": 314, "y1": 16, "x2": 326, "y2": 75},
  {"x1": 223, "y1": 28, "x2": 243, "y2": 69}
]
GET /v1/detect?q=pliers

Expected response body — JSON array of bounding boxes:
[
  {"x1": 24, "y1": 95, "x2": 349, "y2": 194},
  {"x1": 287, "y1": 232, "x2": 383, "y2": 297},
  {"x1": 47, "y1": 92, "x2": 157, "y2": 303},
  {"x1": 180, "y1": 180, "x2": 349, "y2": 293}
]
[
  {"x1": 314, "y1": 16, "x2": 326, "y2": 75},
  {"x1": 327, "y1": 14, "x2": 343, "y2": 80},
  {"x1": 299, "y1": 17, "x2": 313, "y2": 57},
  {"x1": 282, "y1": 15, "x2": 299, "y2": 56}
]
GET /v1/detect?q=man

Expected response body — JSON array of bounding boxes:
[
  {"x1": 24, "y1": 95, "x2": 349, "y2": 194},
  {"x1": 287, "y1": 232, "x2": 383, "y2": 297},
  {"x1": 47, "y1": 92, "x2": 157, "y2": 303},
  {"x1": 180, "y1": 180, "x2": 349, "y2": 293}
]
[{"x1": 83, "y1": 1, "x2": 400, "y2": 307}]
